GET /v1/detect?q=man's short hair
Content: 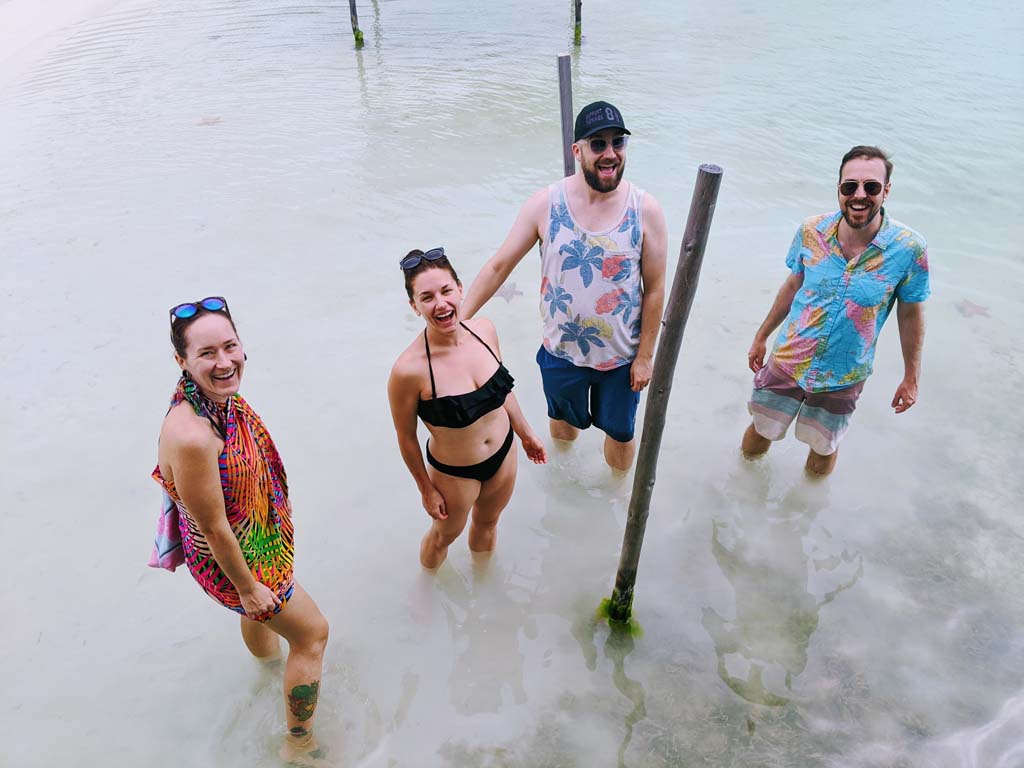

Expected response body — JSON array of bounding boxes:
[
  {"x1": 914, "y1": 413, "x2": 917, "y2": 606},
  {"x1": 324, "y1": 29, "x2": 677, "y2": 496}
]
[{"x1": 840, "y1": 145, "x2": 893, "y2": 182}]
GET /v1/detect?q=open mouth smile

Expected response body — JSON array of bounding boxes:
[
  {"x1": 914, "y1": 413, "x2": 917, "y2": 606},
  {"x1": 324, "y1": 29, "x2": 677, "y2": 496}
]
[{"x1": 434, "y1": 309, "x2": 456, "y2": 324}]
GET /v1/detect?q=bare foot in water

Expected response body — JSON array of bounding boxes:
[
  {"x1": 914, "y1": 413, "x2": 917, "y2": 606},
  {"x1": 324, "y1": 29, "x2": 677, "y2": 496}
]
[{"x1": 279, "y1": 730, "x2": 330, "y2": 767}]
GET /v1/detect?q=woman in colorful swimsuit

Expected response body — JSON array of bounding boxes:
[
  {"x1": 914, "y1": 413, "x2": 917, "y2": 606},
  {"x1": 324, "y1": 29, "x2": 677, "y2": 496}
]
[
  {"x1": 151, "y1": 297, "x2": 328, "y2": 765},
  {"x1": 388, "y1": 249, "x2": 547, "y2": 569}
]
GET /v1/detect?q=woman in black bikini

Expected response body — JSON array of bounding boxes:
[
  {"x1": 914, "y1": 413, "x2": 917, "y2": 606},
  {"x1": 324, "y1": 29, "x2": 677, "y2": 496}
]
[{"x1": 388, "y1": 248, "x2": 547, "y2": 569}]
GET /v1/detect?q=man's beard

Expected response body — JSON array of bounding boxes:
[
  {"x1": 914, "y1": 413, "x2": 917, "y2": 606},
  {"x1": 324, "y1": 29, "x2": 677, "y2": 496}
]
[
  {"x1": 841, "y1": 202, "x2": 882, "y2": 230},
  {"x1": 582, "y1": 160, "x2": 625, "y2": 192}
]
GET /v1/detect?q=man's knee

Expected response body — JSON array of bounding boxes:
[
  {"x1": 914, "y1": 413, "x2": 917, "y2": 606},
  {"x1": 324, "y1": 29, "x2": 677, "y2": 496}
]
[
  {"x1": 549, "y1": 419, "x2": 580, "y2": 441},
  {"x1": 470, "y1": 513, "x2": 499, "y2": 533},
  {"x1": 427, "y1": 525, "x2": 461, "y2": 550}
]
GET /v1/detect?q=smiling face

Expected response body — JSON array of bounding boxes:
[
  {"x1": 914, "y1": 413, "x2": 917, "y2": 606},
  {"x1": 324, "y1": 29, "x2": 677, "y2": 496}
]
[
  {"x1": 575, "y1": 128, "x2": 627, "y2": 193},
  {"x1": 838, "y1": 156, "x2": 890, "y2": 231},
  {"x1": 175, "y1": 313, "x2": 245, "y2": 402},
  {"x1": 410, "y1": 266, "x2": 463, "y2": 333}
]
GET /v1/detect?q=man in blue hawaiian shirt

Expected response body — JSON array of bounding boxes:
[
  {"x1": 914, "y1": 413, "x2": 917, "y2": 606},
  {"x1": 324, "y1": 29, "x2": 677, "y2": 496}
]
[
  {"x1": 463, "y1": 101, "x2": 668, "y2": 471},
  {"x1": 742, "y1": 146, "x2": 930, "y2": 476}
]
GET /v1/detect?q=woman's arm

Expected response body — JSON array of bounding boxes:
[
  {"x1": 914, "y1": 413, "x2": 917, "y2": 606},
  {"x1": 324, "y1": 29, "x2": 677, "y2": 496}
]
[
  {"x1": 387, "y1": 363, "x2": 447, "y2": 519},
  {"x1": 478, "y1": 318, "x2": 547, "y2": 465},
  {"x1": 503, "y1": 391, "x2": 547, "y2": 464},
  {"x1": 168, "y1": 427, "x2": 281, "y2": 618}
]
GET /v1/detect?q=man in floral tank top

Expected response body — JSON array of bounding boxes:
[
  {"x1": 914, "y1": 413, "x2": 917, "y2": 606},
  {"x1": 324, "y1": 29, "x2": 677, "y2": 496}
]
[
  {"x1": 463, "y1": 101, "x2": 668, "y2": 471},
  {"x1": 742, "y1": 146, "x2": 930, "y2": 476}
]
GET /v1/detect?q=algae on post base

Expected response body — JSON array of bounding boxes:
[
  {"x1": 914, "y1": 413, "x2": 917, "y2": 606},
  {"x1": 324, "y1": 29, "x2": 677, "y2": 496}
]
[{"x1": 598, "y1": 597, "x2": 644, "y2": 637}]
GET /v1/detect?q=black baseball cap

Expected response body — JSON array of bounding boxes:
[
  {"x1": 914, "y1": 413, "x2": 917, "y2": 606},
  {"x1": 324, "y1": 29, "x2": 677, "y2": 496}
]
[{"x1": 574, "y1": 101, "x2": 631, "y2": 142}]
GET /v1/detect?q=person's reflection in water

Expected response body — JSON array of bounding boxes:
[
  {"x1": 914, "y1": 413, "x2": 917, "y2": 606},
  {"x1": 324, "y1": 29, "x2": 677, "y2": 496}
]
[
  {"x1": 438, "y1": 552, "x2": 535, "y2": 714},
  {"x1": 702, "y1": 473, "x2": 863, "y2": 706}
]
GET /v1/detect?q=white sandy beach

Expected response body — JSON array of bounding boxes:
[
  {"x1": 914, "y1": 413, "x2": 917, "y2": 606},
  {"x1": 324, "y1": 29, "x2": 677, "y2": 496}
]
[{"x1": 0, "y1": 0, "x2": 123, "y2": 89}]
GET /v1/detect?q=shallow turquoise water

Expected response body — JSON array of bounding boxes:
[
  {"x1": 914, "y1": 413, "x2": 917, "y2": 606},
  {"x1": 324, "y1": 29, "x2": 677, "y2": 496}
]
[{"x1": 1, "y1": 1, "x2": 1022, "y2": 766}]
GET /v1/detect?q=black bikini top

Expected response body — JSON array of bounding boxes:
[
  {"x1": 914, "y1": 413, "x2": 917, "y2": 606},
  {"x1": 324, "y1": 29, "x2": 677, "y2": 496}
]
[{"x1": 417, "y1": 323, "x2": 515, "y2": 429}]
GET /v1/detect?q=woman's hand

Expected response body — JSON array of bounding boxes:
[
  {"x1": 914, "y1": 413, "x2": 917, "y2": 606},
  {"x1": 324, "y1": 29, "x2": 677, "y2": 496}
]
[
  {"x1": 239, "y1": 581, "x2": 282, "y2": 620},
  {"x1": 521, "y1": 433, "x2": 548, "y2": 464},
  {"x1": 422, "y1": 485, "x2": 448, "y2": 520}
]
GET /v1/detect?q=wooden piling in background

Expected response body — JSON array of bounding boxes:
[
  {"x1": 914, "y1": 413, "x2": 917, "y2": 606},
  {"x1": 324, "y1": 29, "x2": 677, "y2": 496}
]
[
  {"x1": 606, "y1": 164, "x2": 724, "y2": 623},
  {"x1": 349, "y1": 0, "x2": 364, "y2": 47},
  {"x1": 558, "y1": 54, "x2": 574, "y2": 177}
]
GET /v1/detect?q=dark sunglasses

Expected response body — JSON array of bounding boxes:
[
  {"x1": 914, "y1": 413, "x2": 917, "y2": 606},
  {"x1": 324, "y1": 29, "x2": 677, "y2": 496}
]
[
  {"x1": 399, "y1": 247, "x2": 446, "y2": 271},
  {"x1": 839, "y1": 180, "x2": 884, "y2": 196},
  {"x1": 583, "y1": 135, "x2": 628, "y2": 153},
  {"x1": 169, "y1": 296, "x2": 229, "y2": 322}
]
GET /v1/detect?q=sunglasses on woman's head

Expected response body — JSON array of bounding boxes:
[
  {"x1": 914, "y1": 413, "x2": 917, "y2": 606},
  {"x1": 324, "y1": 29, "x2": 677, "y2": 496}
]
[
  {"x1": 399, "y1": 247, "x2": 446, "y2": 271},
  {"x1": 839, "y1": 180, "x2": 884, "y2": 196},
  {"x1": 583, "y1": 135, "x2": 628, "y2": 153},
  {"x1": 169, "y1": 296, "x2": 229, "y2": 322}
]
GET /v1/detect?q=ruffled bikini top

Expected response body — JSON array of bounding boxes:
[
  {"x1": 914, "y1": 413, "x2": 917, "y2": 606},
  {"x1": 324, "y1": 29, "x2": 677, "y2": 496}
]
[{"x1": 417, "y1": 323, "x2": 514, "y2": 429}]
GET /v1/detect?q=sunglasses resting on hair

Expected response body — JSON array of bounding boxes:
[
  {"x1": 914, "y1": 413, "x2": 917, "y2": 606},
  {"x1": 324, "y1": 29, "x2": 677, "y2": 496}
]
[
  {"x1": 399, "y1": 247, "x2": 446, "y2": 271},
  {"x1": 169, "y1": 296, "x2": 229, "y2": 322},
  {"x1": 839, "y1": 180, "x2": 883, "y2": 196}
]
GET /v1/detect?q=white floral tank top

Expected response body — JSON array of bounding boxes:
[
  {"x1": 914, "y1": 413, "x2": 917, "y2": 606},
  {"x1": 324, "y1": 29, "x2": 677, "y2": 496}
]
[{"x1": 539, "y1": 179, "x2": 645, "y2": 370}]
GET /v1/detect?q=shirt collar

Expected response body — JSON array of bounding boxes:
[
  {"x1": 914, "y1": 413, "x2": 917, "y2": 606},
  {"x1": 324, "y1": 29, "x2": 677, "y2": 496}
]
[{"x1": 818, "y1": 208, "x2": 895, "y2": 250}]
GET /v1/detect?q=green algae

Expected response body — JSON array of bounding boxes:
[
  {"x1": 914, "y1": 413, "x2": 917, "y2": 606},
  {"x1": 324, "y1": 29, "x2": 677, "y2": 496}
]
[{"x1": 597, "y1": 598, "x2": 644, "y2": 638}]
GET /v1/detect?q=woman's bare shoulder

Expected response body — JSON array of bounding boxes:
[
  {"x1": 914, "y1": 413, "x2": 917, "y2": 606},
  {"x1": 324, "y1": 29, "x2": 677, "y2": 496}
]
[
  {"x1": 390, "y1": 335, "x2": 428, "y2": 381},
  {"x1": 465, "y1": 316, "x2": 498, "y2": 341},
  {"x1": 160, "y1": 402, "x2": 221, "y2": 456}
]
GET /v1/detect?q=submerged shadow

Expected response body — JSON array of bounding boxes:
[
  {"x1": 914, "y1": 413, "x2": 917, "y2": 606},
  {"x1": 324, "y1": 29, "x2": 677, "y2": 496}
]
[
  {"x1": 437, "y1": 554, "x2": 535, "y2": 715},
  {"x1": 702, "y1": 469, "x2": 863, "y2": 706}
]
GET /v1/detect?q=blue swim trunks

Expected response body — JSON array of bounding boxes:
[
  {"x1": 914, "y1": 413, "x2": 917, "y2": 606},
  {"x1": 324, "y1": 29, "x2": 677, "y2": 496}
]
[{"x1": 536, "y1": 346, "x2": 640, "y2": 443}]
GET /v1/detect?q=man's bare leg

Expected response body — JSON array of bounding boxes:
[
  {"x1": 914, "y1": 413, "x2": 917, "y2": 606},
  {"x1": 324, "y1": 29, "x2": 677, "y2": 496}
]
[
  {"x1": 740, "y1": 423, "x2": 771, "y2": 458},
  {"x1": 550, "y1": 418, "x2": 580, "y2": 447},
  {"x1": 805, "y1": 448, "x2": 838, "y2": 477},
  {"x1": 603, "y1": 435, "x2": 635, "y2": 472}
]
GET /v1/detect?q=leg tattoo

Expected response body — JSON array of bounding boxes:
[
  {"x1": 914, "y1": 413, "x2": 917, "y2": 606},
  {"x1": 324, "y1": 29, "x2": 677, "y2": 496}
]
[{"x1": 287, "y1": 681, "x2": 320, "y2": 722}]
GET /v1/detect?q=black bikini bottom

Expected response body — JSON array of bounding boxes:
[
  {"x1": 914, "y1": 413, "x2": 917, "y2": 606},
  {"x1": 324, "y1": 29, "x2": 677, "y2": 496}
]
[{"x1": 426, "y1": 426, "x2": 514, "y2": 482}]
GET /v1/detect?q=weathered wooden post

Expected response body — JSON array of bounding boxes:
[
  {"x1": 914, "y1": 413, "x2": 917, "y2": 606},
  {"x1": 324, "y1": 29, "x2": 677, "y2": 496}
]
[
  {"x1": 606, "y1": 164, "x2": 724, "y2": 623},
  {"x1": 574, "y1": 0, "x2": 582, "y2": 45},
  {"x1": 349, "y1": 0, "x2": 364, "y2": 48},
  {"x1": 557, "y1": 53, "x2": 574, "y2": 178}
]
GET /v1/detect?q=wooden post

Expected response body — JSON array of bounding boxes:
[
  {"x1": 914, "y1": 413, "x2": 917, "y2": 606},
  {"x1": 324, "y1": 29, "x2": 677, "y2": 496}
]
[
  {"x1": 557, "y1": 54, "x2": 574, "y2": 178},
  {"x1": 574, "y1": 0, "x2": 582, "y2": 45},
  {"x1": 606, "y1": 164, "x2": 724, "y2": 623},
  {"x1": 349, "y1": 0, "x2": 364, "y2": 48}
]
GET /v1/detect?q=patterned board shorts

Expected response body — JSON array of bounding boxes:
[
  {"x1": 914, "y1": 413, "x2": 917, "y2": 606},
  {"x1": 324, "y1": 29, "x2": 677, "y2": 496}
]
[{"x1": 748, "y1": 363, "x2": 865, "y2": 456}]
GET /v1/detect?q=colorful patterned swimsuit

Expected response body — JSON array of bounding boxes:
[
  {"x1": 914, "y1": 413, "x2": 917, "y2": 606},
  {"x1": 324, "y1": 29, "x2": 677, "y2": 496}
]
[{"x1": 152, "y1": 378, "x2": 295, "y2": 621}]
